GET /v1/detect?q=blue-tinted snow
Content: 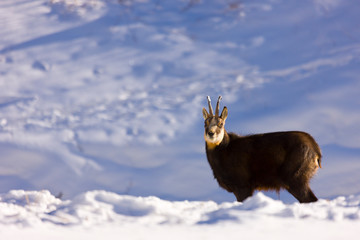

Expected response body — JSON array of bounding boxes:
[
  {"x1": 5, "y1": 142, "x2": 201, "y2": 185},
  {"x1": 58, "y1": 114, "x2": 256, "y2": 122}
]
[{"x1": 0, "y1": 0, "x2": 360, "y2": 203}]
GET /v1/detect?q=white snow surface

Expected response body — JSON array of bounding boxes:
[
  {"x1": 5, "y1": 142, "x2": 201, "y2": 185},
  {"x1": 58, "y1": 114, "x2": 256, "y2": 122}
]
[
  {"x1": 1, "y1": 0, "x2": 360, "y2": 237},
  {"x1": 0, "y1": 190, "x2": 360, "y2": 239}
]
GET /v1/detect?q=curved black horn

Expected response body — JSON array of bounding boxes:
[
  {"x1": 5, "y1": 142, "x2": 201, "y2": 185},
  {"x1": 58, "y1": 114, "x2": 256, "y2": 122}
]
[
  {"x1": 207, "y1": 96, "x2": 214, "y2": 116},
  {"x1": 215, "y1": 96, "x2": 222, "y2": 117}
]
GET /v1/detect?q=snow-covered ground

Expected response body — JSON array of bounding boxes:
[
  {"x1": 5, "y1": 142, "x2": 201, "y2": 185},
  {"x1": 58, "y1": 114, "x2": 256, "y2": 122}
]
[
  {"x1": 1, "y1": 0, "x2": 360, "y2": 238},
  {"x1": 0, "y1": 190, "x2": 360, "y2": 239}
]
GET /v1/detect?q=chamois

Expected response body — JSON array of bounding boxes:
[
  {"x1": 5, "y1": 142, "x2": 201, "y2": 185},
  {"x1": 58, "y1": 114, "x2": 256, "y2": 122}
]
[{"x1": 203, "y1": 96, "x2": 322, "y2": 203}]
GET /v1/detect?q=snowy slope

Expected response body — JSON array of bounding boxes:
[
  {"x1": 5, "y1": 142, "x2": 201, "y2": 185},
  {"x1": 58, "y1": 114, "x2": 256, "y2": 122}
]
[
  {"x1": 1, "y1": 0, "x2": 360, "y2": 203},
  {"x1": 0, "y1": 190, "x2": 360, "y2": 239},
  {"x1": 1, "y1": 0, "x2": 360, "y2": 238}
]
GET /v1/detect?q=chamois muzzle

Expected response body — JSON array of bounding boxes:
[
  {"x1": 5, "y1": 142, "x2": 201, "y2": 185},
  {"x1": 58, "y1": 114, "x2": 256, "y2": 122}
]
[{"x1": 208, "y1": 131, "x2": 215, "y2": 137}]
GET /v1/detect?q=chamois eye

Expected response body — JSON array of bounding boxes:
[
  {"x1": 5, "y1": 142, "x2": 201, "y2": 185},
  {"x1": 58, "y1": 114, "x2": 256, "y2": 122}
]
[{"x1": 218, "y1": 123, "x2": 223, "y2": 128}]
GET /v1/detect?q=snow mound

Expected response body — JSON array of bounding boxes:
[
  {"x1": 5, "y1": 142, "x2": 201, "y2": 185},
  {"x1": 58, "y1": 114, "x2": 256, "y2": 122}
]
[{"x1": 1, "y1": 190, "x2": 360, "y2": 228}]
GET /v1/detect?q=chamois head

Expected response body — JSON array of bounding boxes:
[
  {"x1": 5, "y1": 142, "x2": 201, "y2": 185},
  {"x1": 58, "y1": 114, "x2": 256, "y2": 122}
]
[{"x1": 202, "y1": 96, "x2": 228, "y2": 148}]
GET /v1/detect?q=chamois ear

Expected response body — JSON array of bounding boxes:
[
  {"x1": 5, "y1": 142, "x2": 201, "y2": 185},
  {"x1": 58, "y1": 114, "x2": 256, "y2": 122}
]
[
  {"x1": 202, "y1": 108, "x2": 209, "y2": 120},
  {"x1": 220, "y1": 106, "x2": 228, "y2": 121}
]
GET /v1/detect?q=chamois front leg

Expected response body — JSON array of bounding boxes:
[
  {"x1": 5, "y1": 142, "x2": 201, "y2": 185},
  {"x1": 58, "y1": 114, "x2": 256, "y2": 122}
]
[
  {"x1": 287, "y1": 181, "x2": 318, "y2": 203},
  {"x1": 233, "y1": 187, "x2": 253, "y2": 202}
]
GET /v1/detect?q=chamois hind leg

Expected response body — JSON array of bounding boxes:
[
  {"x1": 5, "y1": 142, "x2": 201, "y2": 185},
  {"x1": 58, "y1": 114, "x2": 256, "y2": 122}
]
[
  {"x1": 233, "y1": 187, "x2": 253, "y2": 202},
  {"x1": 282, "y1": 148, "x2": 319, "y2": 203},
  {"x1": 287, "y1": 181, "x2": 318, "y2": 203}
]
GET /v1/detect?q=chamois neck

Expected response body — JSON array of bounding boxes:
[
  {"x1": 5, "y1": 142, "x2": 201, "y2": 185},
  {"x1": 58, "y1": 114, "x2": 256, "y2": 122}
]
[{"x1": 221, "y1": 130, "x2": 230, "y2": 146}]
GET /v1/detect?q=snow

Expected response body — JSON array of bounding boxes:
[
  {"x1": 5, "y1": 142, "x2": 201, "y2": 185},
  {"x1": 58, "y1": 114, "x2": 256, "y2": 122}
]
[
  {"x1": 0, "y1": 190, "x2": 360, "y2": 239},
  {"x1": 1, "y1": 0, "x2": 360, "y2": 238}
]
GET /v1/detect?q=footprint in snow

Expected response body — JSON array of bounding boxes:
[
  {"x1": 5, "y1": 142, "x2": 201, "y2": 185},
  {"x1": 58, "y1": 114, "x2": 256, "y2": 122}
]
[{"x1": 32, "y1": 60, "x2": 51, "y2": 72}]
